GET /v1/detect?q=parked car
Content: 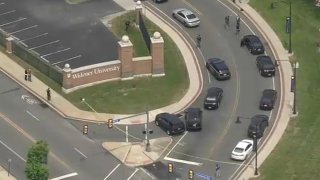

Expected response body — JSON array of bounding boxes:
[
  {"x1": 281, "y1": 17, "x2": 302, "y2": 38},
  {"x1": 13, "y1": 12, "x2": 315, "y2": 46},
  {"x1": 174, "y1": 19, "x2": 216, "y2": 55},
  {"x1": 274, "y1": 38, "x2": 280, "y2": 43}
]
[
  {"x1": 256, "y1": 55, "x2": 276, "y2": 77},
  {"x1": 247, "y1": 115, "x2": 269, "y2": 138},
  {"x1": 184, "y1": 108, "x2": 202, "y2": 131},
  {"x1": 155, "y1": 113, "x2": 185, "y2": 135},
  {"x1": 259, "y1": 89, "x2": 277, "y2": 110},
  {"x1": 240, "y1": 35, "x2": 265, "y2": 55},
  {"x1": 172, "y1": 8, "x2": 200, "y2": 27},
  {"x1": 152, "y1": 0, "x2": 168, "y2": 3},
  {"x1": 231, "y1": 139, "x2": 254, "y2": 161},
  {"x1": 204, "y1": 87, "x2": 223, "y2": 110},
  {"x1": 206, "y1": 58, "x2": 231, "y2": 80}
]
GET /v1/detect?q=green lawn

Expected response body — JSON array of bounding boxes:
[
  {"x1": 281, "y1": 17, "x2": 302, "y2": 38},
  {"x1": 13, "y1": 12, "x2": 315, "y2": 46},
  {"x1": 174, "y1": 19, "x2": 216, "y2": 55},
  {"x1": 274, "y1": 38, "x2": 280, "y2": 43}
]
[{"x1": 249, "y1": 0, "x2": 320, "y2": 179}]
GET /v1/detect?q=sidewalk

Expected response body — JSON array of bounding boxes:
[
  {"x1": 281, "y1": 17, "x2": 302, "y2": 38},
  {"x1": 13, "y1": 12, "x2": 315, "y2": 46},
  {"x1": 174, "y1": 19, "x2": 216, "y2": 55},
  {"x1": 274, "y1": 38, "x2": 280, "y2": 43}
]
[
  {"x1": 229, "y1": 0, "x2": 294, "y2": 179},
  {"x1": 0, "y1": 166, "x2": 16, "y2": 180},
  {"x1": 0, "y1": 0, "x2": 202, "y2": 125}
]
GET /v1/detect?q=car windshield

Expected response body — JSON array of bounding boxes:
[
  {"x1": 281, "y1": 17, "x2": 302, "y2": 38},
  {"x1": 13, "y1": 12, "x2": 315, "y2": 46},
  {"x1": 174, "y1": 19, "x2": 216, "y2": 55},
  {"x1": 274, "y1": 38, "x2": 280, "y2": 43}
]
[
  {"x1": 206, "y1": 97, "x2": 216, "y2": 101},
  {"x1": 188, "y1": 112, "x2": 200, "y2": 120},
  {"x1": 234, "y1": 147, "x2": 244, "y2": 153},
  {"x1": 186, "y1": 14, "x2": 196, "y2": 19},
  {"x1": 215, "y1": 62, "x2": 228, "y2": 71},
  {"x1": 263, "y1": 64, "x2": 274, "y2": 70}
]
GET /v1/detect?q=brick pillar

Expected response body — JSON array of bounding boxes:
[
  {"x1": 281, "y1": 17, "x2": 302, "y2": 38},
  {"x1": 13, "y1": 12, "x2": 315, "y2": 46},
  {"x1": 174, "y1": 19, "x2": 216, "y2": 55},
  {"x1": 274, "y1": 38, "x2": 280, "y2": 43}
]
[
  {"x1": 6, "y1": 37, "x2": 14, "y2": 53},
  {"x1": 151, "y1": 32, "x2": 165, "y2": 76},
  {"x1": 135, "y1": 1, "x2": 143, "y2": 27},
  {"x1": 62, "y1": 63, "x2": 73, "y2": 93},
  {"x1": 118, "y1": 35, "x2": 134, "y2": 80}
]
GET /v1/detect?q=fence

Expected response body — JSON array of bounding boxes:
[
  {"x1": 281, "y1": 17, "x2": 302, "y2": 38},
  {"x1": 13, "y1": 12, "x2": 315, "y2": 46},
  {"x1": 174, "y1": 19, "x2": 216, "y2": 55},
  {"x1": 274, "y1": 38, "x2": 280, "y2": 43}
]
[{"x1": 138, "y1": 11, "x2": 151, "y2": 52}]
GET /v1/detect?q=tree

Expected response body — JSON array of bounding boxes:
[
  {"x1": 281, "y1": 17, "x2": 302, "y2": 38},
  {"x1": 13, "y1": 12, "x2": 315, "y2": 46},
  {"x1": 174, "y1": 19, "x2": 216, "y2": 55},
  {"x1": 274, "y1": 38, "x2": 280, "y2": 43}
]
[{"x1": 25, "y1": 140, "x2": 49, "y2": 180}]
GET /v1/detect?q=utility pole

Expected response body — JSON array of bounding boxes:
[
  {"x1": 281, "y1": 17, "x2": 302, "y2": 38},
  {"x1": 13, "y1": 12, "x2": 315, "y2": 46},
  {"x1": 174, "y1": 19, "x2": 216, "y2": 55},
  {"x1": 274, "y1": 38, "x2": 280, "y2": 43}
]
[
  {"x1": 145, "y1": 108, "x2": 151, "y2": 152},
  {"x1": 7, "y1": 158, "x2": 11, "y2": 176}
]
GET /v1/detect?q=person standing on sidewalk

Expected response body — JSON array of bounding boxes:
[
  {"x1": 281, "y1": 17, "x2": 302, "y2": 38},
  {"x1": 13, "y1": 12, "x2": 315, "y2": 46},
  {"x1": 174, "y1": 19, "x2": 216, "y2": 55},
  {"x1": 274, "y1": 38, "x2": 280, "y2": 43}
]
[
  {"x1": 27, "y1": 69, "x2": 32, "y2": 82},
  {"x1": 215, "y1": 163, "x2": 221, "y2": 178},
  {"x1": 47, "y1": 88, "x2": 51, "y2": 101},
  {"x1": 24, "y1": 69, "x2": 28, "y2": 81},
  {"x1": 224, "y1": 15, "x2": 230, "y2": 29},
  {"x1": 196, "y1": 34, "x2": 202, "y2": 48}
]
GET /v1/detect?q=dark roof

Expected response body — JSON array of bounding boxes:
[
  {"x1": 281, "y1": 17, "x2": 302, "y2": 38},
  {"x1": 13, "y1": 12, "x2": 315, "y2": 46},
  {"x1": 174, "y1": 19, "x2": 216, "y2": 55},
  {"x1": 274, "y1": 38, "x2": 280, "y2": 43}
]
[
  {"x1": 208, "y1": 58, "x2": 228, "y2": 70},
  {"x1": 251, "y1": 115, "x2": 268, "y2": 124},
  {"x1": 157, "y1": 113, "x2": 182, "y2": 124},
  {"x1": 207, "y1": 87, "x2": 222, "y2": 96}
]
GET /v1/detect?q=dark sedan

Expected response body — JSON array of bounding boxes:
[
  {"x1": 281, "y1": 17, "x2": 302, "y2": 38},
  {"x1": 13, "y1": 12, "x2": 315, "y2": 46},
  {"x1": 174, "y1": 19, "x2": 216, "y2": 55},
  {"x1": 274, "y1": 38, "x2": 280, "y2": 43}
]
[
  {"x1": 241, "y1": 35, "x2": 265, "y2": 55},
  {"x1": 256, "y1": 55, "x2": 276, "y2": 77},
  {"x1": 206, "y1": 58, "x2": 231, "y2": 80},
  {"x1": 259, "y1": 89, "x2": 277, "y2": 110},
  {"x1": 204, "y1": 87, "x2": 223, "y2": 110},
  {"x1": 247, "y1": 115, "x2": 269, "y2": 138},
  {"x1": 184, "y1": 108, "x2": 202, "y2": 131},
  {"x1": 152, "y1": 0, "x2": 168, "y2": 3}
]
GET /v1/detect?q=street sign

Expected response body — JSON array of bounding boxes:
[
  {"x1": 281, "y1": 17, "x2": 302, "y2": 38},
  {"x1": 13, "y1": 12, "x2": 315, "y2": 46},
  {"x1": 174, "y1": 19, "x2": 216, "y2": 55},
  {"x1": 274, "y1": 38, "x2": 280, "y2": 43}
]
[{"x1": 196, "y1": 172, "x2": 213, "y2": 180}]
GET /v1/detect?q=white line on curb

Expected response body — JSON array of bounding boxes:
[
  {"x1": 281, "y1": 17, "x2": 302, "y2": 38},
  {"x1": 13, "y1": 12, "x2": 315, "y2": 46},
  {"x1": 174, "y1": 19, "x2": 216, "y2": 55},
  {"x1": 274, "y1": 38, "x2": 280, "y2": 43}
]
[
  {"x1": 104, "y1": 163, "x2": 120, "y2": 180},
  {"x1": 127, "y1": 168, "x2": 139, "y2": 180},
  {"x1": 49, "y1": 172, "x2": 78, "y2": 180},
  {"x1": 165, "y1": 131, "x2": 188, "y2": 157},
  {"x1": 164, "y1": 156, "x2": 203, "y2": 166}
]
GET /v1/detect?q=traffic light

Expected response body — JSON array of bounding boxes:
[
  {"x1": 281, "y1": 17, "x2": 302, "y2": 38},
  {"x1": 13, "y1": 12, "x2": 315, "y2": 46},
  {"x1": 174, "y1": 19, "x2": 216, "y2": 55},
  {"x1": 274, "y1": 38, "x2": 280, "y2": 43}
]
[
  {"x1": 83, "y1": 125, "x2": 88, "y2": 134},
  {"x1": 168, "y1": 163, "x2": 173, "y2": 173},
  {"x1": 108, "y1": 119, "x2": 113, "y2": 128},
  {"x1": 290, "y1": 76, "x2": 295, "y2": 92},
  {"x1": 188, "y1": 169, "x2": 194, "y2": 179},
  {"x1": 285, "y1": 16, "x2": 291, "y2": 33}
]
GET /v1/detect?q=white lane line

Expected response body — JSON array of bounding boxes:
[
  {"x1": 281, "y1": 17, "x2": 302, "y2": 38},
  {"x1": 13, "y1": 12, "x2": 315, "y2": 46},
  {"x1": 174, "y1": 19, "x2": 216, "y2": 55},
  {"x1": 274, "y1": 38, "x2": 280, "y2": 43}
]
[
  {"x1": 125, "y1": 125, "x2": 128, "y2": 142},
  {"x1": 20, "y1": 33, "x2": 48, "y2": 42},
  {"x1": 216, "y1": 0, "x2": 255, "y2": 34},
  {"x1": 26, "y1": 110, "x2": 40, "y2": 121},
  {"x1": 49, "y1": 172, "x2": 78, "y2": 180},
  {"x1": 182, "y1": 0, "x2": 202, "y2": 15},
  {"x1": 164, "y1": 131, "x2": 188, "y2": 157},
  {"x1": 73, "y1": 147, "x2": 87, "y2": 159},
  {"x1": 164, "y1": 156, "x2": 203, "y2": 166},
  {"x1": 0, "y1": 17, "x2": 27, "y2": 27},
  {"x1": 0, "y1": 10, "x2": 16, "y2": 16},
  {"x1": 104, "y1": 163, "x2": 121, "y2": 180},
  {"x1": 127, "y1": 168, "x2": 139, "y2": 180},
  {"x1": 51, "y1": 55, "x2": 82, "y2": 65},
  {"x1": 139, "y1": 167, "x2": 156, "y2": 180},
  {"x1": 41, "y1": 48, "x2": 71, "y2": 58},
  {"x1": 29, "y1": 40, "x2": 60, "y2": 50},
  {"x1": 0, "y1": 2, "x2": 5, "y2": 5},
  {"x1": 0, "y1": 138, "x2": 26, "y2": 162},
  {"x1": 8, "y1": 25, "x2": 38, "y2": 35}
]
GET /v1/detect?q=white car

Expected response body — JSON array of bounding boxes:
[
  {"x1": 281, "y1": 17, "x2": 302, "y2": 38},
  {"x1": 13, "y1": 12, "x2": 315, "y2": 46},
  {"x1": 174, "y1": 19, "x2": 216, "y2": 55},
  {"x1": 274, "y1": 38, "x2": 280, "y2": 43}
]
[
  {"x1": 231, "y1": 139, "x2": 254, "y2": 161},
  {"x1": 172, "y1": 8, "x2": 200, "y2": 27}
]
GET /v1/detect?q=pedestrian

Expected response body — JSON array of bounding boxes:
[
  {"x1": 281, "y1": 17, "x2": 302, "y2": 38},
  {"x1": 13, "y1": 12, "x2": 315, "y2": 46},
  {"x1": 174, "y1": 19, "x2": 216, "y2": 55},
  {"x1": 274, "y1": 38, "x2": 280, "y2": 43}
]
[
  {"x1": 125, "y1": 20, "x2": 130, "y2": 32},
  {"x1": 224, "y1": 15, "x2": 230, "y2": 29},
  {"x1": 215, "y1": 163, "x2": 221, "y2": 178},
  {"x1": 240, "y1": 39, "x2": 245, "y2": 47},
  {"x1": 24, "y1": 69, "x2": 28, "y2": 81},
  {"x1": 236, "y1": 23, "x2": 240, "y2": 35},
  {"x1": 196, "y1": 34, "x2": 201, "y2": 48},
  {"x1": 27, "y1": 69, "x2": 32, "y2": 82},
  {"x1": 236, "y1": 15, "x2": 241, "y2": 25},
  {"x1": 47, "y1": 88, "x2": 51, "y2": 101}
]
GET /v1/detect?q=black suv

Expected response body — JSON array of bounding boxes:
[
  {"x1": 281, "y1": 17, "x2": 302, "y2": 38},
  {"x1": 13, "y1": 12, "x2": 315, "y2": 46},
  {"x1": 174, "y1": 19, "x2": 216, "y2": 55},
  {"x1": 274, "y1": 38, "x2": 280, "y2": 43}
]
[
  {"x1": 247, "y1": 115, "x2": 269, "y2": 138},
  {"x1": 155, "y1": 113, "x2": 185, "y2": 135},
  {"x1": 204, "y1": 87, "x2": 223, "y2": 110},
  {"x1": 259, "y1": 89, "x2": 277, "y2": 110},
  {"x1": 241, "y1": 35, "x2": 265, "y2": 55},
  {"x1": 256, "y1": 56, "x2": 276, "y2": 77},
  {"x1": 206, "y1": 58, "x2": 231, "y2": 80},
  {"x1": 184, "y1": 108, "x2": 202, "y2": 131}
]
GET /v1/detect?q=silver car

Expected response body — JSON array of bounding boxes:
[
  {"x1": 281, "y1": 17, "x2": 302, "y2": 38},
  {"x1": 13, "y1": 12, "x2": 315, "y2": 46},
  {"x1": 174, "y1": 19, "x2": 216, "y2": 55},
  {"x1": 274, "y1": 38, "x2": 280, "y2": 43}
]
[{"x1": 172, "y1": 8, "x2": 200, "y2": 27}]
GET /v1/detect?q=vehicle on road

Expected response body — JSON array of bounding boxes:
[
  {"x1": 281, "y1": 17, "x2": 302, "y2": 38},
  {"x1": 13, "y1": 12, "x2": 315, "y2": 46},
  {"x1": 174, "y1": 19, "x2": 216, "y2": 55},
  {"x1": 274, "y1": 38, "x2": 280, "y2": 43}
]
[
  {"x1": 184, "y1": 107, "x2": 202, "y2": 131},
  {"x1": 204, "y1": 87, "x2": 223, "y2": 110},
  {"x1": 152, "y1": 0, "x2": 168, "y2": 3},
  {"x1": 247, "y1": 115, "x2": 269, "y2": 138},
  {"x1": 155, "y1": 113, "x2": 185, "y2": 135},
  {"x1": 256, "y1": 55, "x2": 276, "y2": 77},
  {"x1": 259, "y1": 89, "x2": 277, "y2": 110},
  {"x1": 241, "y1": 35, "x2": 265, "y2": 55},
  {"x1": 231, "y1": 139, "x2": 254, "y2": 161},
  {"x1": 206, "y1": 58, "x2": 231, "y2": 80},
  {"x1": 172, "y1": 8, "x2": 200, "y2": 27}
]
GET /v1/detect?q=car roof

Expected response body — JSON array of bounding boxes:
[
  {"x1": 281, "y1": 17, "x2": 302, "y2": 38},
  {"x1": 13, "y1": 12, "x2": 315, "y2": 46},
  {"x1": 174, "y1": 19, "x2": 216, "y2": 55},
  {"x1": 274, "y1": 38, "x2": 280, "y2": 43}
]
[
  {"x1": 236, "y1": 139, "x2": 253, "y2": 149},
  {"x1": 208, "y1": 58, "x2": 228, "y2": 70},
  {"x1": 186, "y1": 107, "x2": 201, "y2": 113},
  {"x1": 157, "y1": 113, "x2": 182, "y2": 124},
  {"x1": 251, "y1": 115, "x2": 269, "y2": 123},
  {"x1": 207, "y1": 87, "x2": 223, "y2": 95},
  {"x1": 263, "y1": 89, "x2": 277, "y2": 96},
  {"x1": 257, "y1": 55, "x2": 272, "y2": 62},
  {"x1": 175, "y1": 8, "x2": 194, "y2": 15}
]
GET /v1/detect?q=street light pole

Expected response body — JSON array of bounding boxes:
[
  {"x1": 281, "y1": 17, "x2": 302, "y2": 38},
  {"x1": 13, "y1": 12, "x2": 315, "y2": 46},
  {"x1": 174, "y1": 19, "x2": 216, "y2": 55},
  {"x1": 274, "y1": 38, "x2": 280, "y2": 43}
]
[
  {"x1": 7, "y1": 158, "x2": 11, "y2": 176},
  {"x1": 253, "y1": 124, "x2": 258, "y2": 176},
  {"x1": 145, "y1": 108, "x2": 150, "y2": 152},
  {"x1": 293, "y1": 62, "x2": 299, "y2": 115},
  {"x1": 288, "y1": 0, "x2": 292, "y2": 53}
]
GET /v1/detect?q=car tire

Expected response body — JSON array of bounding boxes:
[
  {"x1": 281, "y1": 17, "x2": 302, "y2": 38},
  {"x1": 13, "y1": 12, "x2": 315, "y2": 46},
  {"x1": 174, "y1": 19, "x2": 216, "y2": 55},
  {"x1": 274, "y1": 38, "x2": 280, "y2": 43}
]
[
  {"x1": 166, "y1": 130, "x2": 171, "y2": 135},
  {"x1": 259, "y1": 69, "x2": 262, "y2": 75},
  {"x1": 155, "y1": 120, "x2": 159, "y2": 126},
  {"x1": 183, "y1": 21, "x2": 187, "y2": 27},
  {"x1": 244, "y1": 155, "x2": 247, "y2": 160}
]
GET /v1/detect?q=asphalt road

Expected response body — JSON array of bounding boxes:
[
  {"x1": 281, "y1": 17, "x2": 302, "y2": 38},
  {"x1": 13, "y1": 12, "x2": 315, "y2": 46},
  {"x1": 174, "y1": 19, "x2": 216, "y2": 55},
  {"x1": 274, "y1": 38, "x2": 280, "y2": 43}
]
[
  {"x1": 0, "y1": 0, "x2": 123, "y2": 69},
  {"x1": 0, "y1": 72, "x2": 157, "y2": 180}
]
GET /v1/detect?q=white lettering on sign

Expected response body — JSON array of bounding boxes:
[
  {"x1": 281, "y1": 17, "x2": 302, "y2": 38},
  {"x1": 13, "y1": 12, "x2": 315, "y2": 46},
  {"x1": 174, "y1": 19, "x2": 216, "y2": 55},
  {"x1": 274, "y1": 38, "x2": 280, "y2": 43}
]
[{"x1": 70, "y1": 65, "x2": 120, "y2": 79}]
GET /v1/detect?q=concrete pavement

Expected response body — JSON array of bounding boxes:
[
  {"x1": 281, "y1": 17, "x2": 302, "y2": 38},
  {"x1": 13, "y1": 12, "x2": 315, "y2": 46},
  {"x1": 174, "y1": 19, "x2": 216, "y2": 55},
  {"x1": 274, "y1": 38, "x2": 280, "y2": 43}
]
[{"x1": 0, "y1": 166, "x2": 16, "y2": 180}]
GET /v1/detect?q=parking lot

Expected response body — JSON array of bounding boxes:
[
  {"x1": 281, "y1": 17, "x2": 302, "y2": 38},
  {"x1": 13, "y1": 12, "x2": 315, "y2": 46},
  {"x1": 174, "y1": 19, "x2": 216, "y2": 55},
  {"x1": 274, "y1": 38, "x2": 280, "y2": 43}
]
[{"x1": 0, "y1": 0, "x2": 123, "y2": 69}]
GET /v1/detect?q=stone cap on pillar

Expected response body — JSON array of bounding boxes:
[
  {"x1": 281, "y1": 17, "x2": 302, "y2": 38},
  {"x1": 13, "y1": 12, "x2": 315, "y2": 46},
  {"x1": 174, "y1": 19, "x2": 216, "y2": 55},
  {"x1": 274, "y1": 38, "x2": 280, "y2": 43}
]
[
  {"x1": 151, "y1": 32, "x2": 164, "y2": 43},
  {"x1": 6, "y1": 37, "x2": 14, "y2": 41},
  {"x1": 136, "y1": 1, "x2": 143, "y2": 9},
  {"x1": 63, "y1": 63, "x2": 72, "y2": 72},
  {"x1": 118, "y1": 35, "x2": 133, "y2": 47}
]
